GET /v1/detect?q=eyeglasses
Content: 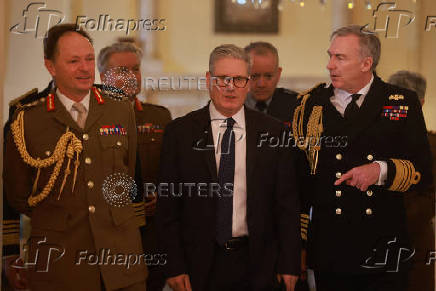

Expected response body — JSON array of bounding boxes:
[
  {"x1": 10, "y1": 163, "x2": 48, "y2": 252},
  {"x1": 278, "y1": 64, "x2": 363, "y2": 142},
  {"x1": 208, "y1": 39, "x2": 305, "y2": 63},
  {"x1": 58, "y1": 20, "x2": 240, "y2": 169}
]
[{"x1": 211, "y1": 75, "x2": 250, "y2": 88}]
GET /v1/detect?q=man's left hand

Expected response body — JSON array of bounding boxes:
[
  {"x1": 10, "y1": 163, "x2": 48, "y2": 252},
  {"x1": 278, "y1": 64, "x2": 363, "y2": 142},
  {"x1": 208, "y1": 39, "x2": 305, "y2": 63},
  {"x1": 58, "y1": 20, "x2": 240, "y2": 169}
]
[
  {"x1": 277, "y1": 274, "x2": 298, "y2": 291},
  {"x1": 334, "y1": 163, "x2": 380, "y2": 191}
]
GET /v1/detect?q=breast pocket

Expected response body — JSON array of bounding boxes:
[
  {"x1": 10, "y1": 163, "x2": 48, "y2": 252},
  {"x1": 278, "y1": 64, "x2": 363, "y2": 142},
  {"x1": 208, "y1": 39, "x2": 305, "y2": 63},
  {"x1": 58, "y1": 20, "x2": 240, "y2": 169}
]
[{"x1": 98, "y1": 135, "x2": 129, "y2": 173}]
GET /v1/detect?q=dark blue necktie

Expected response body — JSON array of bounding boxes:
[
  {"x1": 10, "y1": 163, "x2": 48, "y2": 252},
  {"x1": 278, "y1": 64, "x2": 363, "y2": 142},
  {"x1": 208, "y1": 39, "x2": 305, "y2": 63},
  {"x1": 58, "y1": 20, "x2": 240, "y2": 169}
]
[{"x1": 216, "y1": 117, "x2": 235, "y2": 245}]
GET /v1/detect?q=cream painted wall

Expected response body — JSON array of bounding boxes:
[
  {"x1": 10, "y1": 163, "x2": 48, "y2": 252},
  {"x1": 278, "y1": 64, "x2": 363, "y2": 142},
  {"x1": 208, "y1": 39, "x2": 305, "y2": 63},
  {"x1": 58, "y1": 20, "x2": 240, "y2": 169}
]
[{"x1": 157, "y1": 0, "x2": 333, "y2": 78}]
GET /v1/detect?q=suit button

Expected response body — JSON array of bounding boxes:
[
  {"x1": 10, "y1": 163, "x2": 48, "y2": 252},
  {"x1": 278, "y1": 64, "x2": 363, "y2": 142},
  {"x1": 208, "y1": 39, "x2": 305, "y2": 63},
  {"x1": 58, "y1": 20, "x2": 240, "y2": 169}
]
[
  {"x1": 116, "y1": 141, "x2": 122, "y2": 147},
  {"x1": 367, "y1": 154, "x2": 374, "y2": 161},
  {"x1": 336, "y1": 153, "x2": 342, "y2": 160},
  {"x1": 335, "y1": 208, "x2": 342, "y2": 215},
  {"x1": 85, "y1": 157, "x2": 92, "y2": 165},
  {"x1": 151, "y1": 138, "x2": 156, "y2": 142},
  {"x1": 83, "y1": 133, "x2": 89, "y2": 140},
  {"x1": 87, "y1": 181, "x2": 94, "y2": 189},
  {"x1": 366, "y1": 190, "x2": 373, "y2": 197},
  {"x1": 88, "y1": 205, "x2": 95, "y2": 214},
  {"x1": 336, "y1": 190, "x2": 342, "y2": 197},
  {"x1": 366, "y1": 208, "x2": 373, "y2": 215},
  {"x1": 336, "y1": 172, "x2": 342, "y2": 179}
]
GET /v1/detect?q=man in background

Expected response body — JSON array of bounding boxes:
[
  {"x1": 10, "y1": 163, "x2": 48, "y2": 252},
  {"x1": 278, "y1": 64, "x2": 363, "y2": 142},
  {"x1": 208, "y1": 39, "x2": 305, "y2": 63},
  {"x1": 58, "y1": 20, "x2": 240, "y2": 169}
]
[
  {"x1": 98, "y1": 40, "x2": 172, "y2": 291},
  {"x1": 244, "y1": 42, "x2": 298, "y2": 126},
  {"x1": 388, "y1": 70, "x2": 435, "y2": 291}
]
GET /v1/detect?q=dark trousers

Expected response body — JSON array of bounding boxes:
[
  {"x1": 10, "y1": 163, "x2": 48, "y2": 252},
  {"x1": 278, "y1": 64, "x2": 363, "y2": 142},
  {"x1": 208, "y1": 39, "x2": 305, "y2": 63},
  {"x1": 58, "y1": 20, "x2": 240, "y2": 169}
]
[
  {"x1": 314, "y1": 270, "x2": 408, "y2": 291},
  {"x1": 207, "y1": 244, "x2": 251, "y2": 291}
]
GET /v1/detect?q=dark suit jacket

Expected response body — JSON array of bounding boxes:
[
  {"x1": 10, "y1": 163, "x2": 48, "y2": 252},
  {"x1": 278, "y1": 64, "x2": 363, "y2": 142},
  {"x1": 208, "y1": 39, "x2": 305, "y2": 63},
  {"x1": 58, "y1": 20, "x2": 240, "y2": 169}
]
[
  {"x1": 267, "y1": 88, "x2": 298, "y2": 124},
  {"x1": 157, "y1": 105, "x2": 301, "y2": 290},
  {"x1": 296, "y1": 76, "x2": 432, "y2": 274}
]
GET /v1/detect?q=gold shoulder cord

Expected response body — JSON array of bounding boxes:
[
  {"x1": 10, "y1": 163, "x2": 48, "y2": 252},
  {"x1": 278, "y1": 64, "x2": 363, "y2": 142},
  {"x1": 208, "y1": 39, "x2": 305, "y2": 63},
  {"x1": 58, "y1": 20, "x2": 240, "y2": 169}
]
[
  {"x1": 292, "y1": 92, "x2": 324, "y2": 175},
  {"x1": 11, "y1": 110, "x2": 83, "y2": 206}
]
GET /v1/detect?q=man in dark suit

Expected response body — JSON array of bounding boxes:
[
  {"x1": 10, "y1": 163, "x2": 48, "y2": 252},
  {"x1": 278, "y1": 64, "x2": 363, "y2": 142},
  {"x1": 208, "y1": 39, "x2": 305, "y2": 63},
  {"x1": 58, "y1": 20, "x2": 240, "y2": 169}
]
[
  {"x1": 294, "y1": 25, "x2": 432, "y2": 291},
  {"x1": 244, "y1": 42, "x2": 298, "y2": 125},
  {"x1": 157, "y1": 44, "x2": 301, "y2": 291}
]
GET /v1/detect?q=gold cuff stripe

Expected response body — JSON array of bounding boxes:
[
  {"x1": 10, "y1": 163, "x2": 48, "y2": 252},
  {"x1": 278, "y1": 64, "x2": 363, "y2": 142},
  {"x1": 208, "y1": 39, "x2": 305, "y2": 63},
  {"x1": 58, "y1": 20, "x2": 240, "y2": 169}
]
[
  {"x1": 301, "y1": 232, "x2": 307, "y2": 241},
  {"x1": 300, "y1": 214, "x2": 310, "y2": 219},
  {"x1": 3, "y1": 220, "x2": 20, "y2": 224},
  {"x1": 301, "y1": 222, "x2": 309, "y2": 228},
  {"x1": 388, "y1": 159, "x2": 421, "y2": 192},
  {"x1": 3, "y1": 233, "x2": 20, "y2": 245}
]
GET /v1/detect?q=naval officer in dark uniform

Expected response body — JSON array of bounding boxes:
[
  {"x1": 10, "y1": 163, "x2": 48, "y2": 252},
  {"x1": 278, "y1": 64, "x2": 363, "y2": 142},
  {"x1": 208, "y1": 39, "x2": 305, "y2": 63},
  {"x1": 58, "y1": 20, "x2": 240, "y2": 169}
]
[
  {"x1": 294, "y1": 25, "x2": 432, "y2": 291},
  {"x1": 244, "y1": 42, "x2": 298, "y2": 126},
  {"x1": 98, "y1": 41, "x2": 172, "y2": 291}
]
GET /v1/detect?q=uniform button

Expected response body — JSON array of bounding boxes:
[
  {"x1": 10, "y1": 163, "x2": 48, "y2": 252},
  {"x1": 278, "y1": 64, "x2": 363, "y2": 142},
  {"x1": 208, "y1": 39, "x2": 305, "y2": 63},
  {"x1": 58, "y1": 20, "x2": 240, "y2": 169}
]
[
  {"x1": 336, "y1": 172, "x2": 342, "y2": 179},
  {"x1": 336, "y1": 208, "x2": 342, "y2": 215},
  {"x1": 336, "y1": 190, "x2": 342, "y2": 197},
  {"x1": 366, "y1": 190, "x2": 373, "y2": 197},
  {"x1": 88, "y1": 205, "x2": 95, "y2": 214},
  {"x1": 45, "y1": 150, "x2": 51, "y2": 156},
  {"x1": 151, "y1": 138, "x2": 156, "y2": 142},
  {"x1": 40, "y1": 97, "x2": 46, "y2": 102},
  {"x1": 367, "y1": 154, "x2": 374, "y2": 161},
  {"x1": 87, "y1": 181, "x2": 94, "y2": 189},
  {"x1": 85, "y1": 157, "x2": 92, "y2": 165},
  {"x1": 83, "y1": 133, "x2": 89, "y2": 140},
  {"x1": 366, "y1": 208, "x2": 373, "y2": 215},
  {"x1": 116, "y1": 141, "x2": 122, "y2": 146},
  {"x1": 336, "y1": 153, "x2": 342, "y2": 160}
]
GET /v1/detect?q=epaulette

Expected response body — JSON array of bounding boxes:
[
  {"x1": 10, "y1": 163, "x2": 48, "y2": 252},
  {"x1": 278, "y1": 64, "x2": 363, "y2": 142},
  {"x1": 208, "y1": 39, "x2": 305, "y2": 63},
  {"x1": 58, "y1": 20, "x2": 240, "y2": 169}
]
[
  {"x1": 297, "y1": 83, "x2": 326, "y2": 100},
  {"x1": 97, "y1": 84, "x2": 129, "y2": 101},
  {"x1": 282, "y1": 88, "x2": 296, "y2": 95},
  {"x1": 140, "y1": 101, "x2": 168, "y2": 110},
  {"x1": 9, "y1": 88, "x2": 38, "y2": 107}
]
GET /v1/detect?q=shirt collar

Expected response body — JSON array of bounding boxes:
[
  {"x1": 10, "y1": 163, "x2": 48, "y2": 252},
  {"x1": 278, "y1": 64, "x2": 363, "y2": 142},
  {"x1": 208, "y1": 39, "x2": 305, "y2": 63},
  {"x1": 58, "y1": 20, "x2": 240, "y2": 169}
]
[
  {"x1": 245, "y1": 92, "x2": 273, "y2": 110},
  {"x1": 56, "y1": 88, "x2": 90, "y2": 112},
  {"x1": 209, "y1": 101, "x2": 245, "y2": 130},
  {"x1": 333, "y1": 75, "x2": 374, "y2": 100}
]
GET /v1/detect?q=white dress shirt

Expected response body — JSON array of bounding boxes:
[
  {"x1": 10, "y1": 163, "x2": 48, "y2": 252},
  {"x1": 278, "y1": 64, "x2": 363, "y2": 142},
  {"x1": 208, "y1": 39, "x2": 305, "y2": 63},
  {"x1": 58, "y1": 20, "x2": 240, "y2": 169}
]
[
  {"x1": 329, "y1": 76, "x2": 387, "y2": 185},
  {"x1": 56, "y1": 88, "x2": 90, "y2": 122},
  {"x1": 209, "y1": 102, "x2": 248, "y2": 237}
]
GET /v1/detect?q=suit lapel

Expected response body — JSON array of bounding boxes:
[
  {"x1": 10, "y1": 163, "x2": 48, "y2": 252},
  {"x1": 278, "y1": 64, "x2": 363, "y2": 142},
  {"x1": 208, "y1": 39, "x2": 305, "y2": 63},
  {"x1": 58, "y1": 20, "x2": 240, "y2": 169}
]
[
  {"x1": 193, "y1": 105, "x2": 218, "y2": 182},
  {"x1": 244, "y1": 107, "x2": 258, "y2": 188}
]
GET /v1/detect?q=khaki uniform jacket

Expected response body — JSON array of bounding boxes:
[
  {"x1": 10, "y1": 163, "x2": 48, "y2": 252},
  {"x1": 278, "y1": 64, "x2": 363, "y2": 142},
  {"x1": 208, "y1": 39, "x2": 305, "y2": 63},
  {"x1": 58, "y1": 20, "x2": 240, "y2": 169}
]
[{"x1": 4, "y1": 88, "x2": 147, "y2": 291}]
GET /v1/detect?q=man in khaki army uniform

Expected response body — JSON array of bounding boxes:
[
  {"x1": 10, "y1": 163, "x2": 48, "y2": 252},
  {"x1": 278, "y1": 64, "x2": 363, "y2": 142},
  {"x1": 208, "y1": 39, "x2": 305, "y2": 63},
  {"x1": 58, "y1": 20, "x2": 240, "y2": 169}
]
[
  {"x1": 98, "y1": 41, "x2": 171, "y2": 291},
  {"x1": 3, "y1": 24, "x2": 147, "y2": 291}
]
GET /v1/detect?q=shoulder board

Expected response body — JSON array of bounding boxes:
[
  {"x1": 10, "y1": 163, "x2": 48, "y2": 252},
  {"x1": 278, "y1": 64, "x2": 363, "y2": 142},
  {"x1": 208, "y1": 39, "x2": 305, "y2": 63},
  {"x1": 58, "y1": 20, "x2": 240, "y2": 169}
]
[
  {"x1": 140, "y1": 101, "x2": 167, "y2": 110},
  {"x1": 9, "y1": 88, "x2": 38, "y2": 107},
  {"x1": 282, "y1": 88, "x2": 297, "y2": 95},
  {"x1": 297, "y1": 83, "x2": 326, "y2": 100},
  {"x1": 99, "y1": 85, "x2": 129, "y2": 101}
]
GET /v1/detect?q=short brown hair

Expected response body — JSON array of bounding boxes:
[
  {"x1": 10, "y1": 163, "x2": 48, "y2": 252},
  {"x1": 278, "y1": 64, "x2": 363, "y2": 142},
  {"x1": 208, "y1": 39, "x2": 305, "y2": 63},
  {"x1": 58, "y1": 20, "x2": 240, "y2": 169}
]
[
  {"x1": 43, "y1": 23, "x2": 93, "y2": 60},
  {"x1": 331, "y1": 25, "x2": 381, "y2": 71},
  {"x1": 244, "y1": 41, "x2": 279, "y2": 67},
  {"x1": 388, "y1": 70, "x2": 427, "y2": 101},
  {"x1": 209, "y1": 44, "x2": 251, "y2": 75}
]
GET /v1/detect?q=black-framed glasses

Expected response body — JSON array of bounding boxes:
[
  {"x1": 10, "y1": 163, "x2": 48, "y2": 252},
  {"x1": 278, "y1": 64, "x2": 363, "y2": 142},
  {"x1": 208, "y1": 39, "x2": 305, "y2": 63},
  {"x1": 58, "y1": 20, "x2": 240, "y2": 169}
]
[{"x1": 212, "y1": 75, "x2": 250, "y2": 88}]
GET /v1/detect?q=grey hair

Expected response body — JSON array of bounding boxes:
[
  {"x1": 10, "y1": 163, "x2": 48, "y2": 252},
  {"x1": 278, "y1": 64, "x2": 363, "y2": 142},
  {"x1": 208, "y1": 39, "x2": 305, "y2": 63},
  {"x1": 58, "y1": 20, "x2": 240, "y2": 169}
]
[
  {"x1": 388, "y1": 70, "x2": 427, "y2": 100},
  {"x1": 331, "y1": 25, "x2": 381, "y2": 71},
  {"x1": 97, "y1": 42, "x2": 143, "y2": 73},
  {"x1": 244, "y1": 41, "x2": 279, "y2": 67},
  {"x1": 209, "y1": 44, "x2": 251, "y2": 75}
]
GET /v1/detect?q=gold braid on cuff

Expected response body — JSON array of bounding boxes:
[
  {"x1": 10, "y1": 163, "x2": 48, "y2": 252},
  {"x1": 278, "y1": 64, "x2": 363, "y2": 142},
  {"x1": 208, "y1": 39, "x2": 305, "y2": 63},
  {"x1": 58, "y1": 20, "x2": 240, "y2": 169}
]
[
  {"x1": 388, "y1": 158, "x2": 421, "y2": 192},
  {"x1": 11, "y1": 110, "x2": 83, "y2": 207}
]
